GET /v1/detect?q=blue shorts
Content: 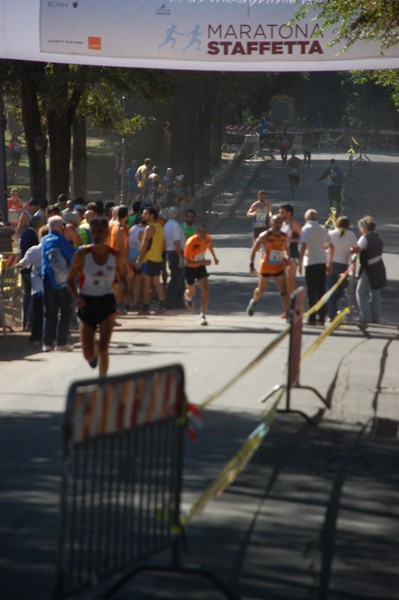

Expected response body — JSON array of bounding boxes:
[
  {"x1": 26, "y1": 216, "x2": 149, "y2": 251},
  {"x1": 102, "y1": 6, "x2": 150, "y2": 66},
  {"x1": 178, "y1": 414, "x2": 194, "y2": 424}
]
[{"x1": 141, "y1": 260, "x2": 162, "y2": 277}]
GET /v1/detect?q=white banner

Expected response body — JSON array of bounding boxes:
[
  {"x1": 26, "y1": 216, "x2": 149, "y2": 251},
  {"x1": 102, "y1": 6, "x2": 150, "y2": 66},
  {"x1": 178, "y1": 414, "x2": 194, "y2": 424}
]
[{"x1": 1, "y1": 0, "x2": 398, "y2": 71}]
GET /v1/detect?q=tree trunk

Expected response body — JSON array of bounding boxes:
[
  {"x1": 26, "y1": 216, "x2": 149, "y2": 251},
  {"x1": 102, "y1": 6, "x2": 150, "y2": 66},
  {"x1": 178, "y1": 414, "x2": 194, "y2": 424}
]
[
  {"x1": 195, "y1": 79, "x2": 216, "y2": 184},
  {"x1": 20, "y1": 68, "x2": 47, "y2": 199},
  {"x1": 47, "y1": 105, "x2": 72, "y2": 203},
  {"x1": 169, "y1": 79, "x2": 201, "y2": 196},
  {"x1": 210, "y1": 88, "x2": 224, "y2": 167},
  {"x1": 46, "y1": 64, "x2": 82, "y2": 203},
  {"x1": 72, "y1": 112, "x2": 87, "y2": 198}
]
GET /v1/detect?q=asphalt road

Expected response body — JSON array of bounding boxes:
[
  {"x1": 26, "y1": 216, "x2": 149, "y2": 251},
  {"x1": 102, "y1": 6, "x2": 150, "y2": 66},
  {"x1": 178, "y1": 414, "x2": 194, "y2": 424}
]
[{"x1": 0, "y1": 150, "x2": 398, "y2": 599}]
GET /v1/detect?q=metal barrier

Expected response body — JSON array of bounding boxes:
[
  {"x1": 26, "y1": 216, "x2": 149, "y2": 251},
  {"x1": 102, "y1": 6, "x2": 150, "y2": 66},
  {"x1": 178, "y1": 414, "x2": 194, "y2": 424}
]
[
  {"x1": 261, "y1": 288, "x2": 329, "y2": 424},
  {"x1": 193, "y1": 133, "x2": 260, "y2": 218},
  {"x1": 0, "y1": 253, "x2": 21, "y2": 334},
  {"x1": 54, "y1": 364, "x2": 238, "y2": 599}
]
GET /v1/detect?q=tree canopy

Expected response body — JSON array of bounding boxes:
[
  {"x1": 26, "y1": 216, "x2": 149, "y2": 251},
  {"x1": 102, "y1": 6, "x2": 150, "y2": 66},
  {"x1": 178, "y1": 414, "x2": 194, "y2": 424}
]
[{"x1": 295, "y1": 0, "x2": 399, "y2": 51}]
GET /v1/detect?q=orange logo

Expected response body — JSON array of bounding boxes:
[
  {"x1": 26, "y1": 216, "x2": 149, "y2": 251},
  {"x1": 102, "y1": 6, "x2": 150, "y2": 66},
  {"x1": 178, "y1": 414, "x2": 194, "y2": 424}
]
[{"x1": 88, "y1": 36, "x2": 102, "y2": 51}]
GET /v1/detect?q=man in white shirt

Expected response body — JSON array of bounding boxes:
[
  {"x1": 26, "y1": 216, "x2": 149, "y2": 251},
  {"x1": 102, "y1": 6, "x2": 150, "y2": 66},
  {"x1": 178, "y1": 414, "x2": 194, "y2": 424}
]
[
  {"x1": 163, "y1": 206, "x2": 186, "y2": 309},
  {"x1": 299, "y1": 209, "x2": 333, "y2": 325}
]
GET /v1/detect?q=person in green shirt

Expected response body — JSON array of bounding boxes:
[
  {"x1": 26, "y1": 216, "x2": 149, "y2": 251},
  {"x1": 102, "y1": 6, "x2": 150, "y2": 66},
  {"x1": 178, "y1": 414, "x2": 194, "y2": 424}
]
[{"x1": 181, "y1": 209, "x2": 196, "y2": 239}]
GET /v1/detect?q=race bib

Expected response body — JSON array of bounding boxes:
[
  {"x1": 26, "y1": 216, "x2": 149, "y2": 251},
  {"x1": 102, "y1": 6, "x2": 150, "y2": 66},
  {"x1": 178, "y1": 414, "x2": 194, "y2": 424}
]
[
  {"x1": 255, "y1": 208, "x2": 268, "y2": 227},
  {"x1": 269, "y1": 249, "x2": 283, "y2": 264},
  {"x1": 195, "y1": 251, "x2": 206, "y2": 262}
]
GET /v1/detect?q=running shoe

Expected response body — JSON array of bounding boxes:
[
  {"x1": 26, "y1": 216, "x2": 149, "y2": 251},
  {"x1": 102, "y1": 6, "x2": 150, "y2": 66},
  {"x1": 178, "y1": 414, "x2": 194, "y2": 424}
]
[
  {"x1": 42, "y1": 345, "x2": 52, "y2": 352},
  {"x1": 184, "y1": 291, "x2": 194, "y2": 311},
  {"x1": 56, "y1": 344, "x2": 74, "y2": 352},
  {"x1": 88, "y1": 355, "x2": 98, "y2": 369},
  {"x1": 198, "y1": 314, "x2": 208, "y2": 326},
  {"x1": 247, "y1": 299, "x2": 256, "y2": 316},
  {"x1": 116, "y1": 305, "x2": 128, "y2": 315}
]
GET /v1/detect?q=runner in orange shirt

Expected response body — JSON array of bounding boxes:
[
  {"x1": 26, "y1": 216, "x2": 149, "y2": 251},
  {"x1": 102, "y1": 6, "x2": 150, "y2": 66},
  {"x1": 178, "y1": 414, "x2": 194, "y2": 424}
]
[
  {"x1": 183, "y1": 224, "x2": 219, "y2": 326},
  {"x1": 247, "y1": 214, "x2": 290, "y2": 318}
]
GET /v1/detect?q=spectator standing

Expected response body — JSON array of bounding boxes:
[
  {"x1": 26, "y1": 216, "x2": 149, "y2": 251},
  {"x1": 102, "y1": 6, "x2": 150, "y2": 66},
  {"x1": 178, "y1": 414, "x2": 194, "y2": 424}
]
[
  {"x1": 7, "y1": 187, "x2": 23, "y2": 226},
  {"x1": 107, "y1": 205, "x2": 130, "y2": 312},
  {"x1": 34, "y1": 198, "x2": 48, "y2": 223},
  {"x1": 16, "y1": 224, "x2": 49, "y2": 345},
  {"x1": 352, "y1": 215, "x2": 387, "y2": 326},
  {"x1": 135, "y1": 207, "x2": 165, "y2": 315},
  {"x1": 127, "y1": 159, "x2": 138, "y2": 205},
  {"x1": 326, "y1": 216, "x2": 357, "y2": 321},
  {"x1": 19, "y1": 215, "x2": 43, "y2": 330},
  {"x1": 41, "y1": 216, "x2": 75, "y2": 352},
  {"x1": 163, "y1": 207, "x2": 186, "y2": 309},
  {"x1": 135, "y1": 158, "x2": 151, "y2": 204},
  {"x1": 258, "y1": 112, "x2": 271, "y2": 146},
  {"x1": 16, "y1": 197, "x2": 40, "y2": 241},
  {"x1": 160, "y1": 167, "x2": 175, "y2": 207},
  {"x1": 183, "y1": 224, "x2": 219, "y2": 326},
  {"x1": 299, "y1": 209, "x2": 333, "y2": 326},
  {"x1": 128, "y1": 217, "x2": 145, "y2": 311},
  {"x1": 316, "y1": 159, "x2": 345, "y2": 212},
  {"x1": 174, "y1": 174, "x2": 190, "y2": 210},
  {"x1": 181, "y1": 209, "x2": 196, "y2": 239}
]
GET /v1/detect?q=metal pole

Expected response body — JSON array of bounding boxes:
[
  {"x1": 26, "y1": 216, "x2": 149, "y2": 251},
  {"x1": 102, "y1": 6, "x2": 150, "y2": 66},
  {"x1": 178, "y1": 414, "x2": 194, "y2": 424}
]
[
  {"x1": 0, "y1": 81, "x2": 8, "y2": 223},
  {"x1": 120, "y1": 96, "x2": 126, "y2": 205},
  {"x1": 0, "y1": 81, "x2": 14, "y2": 252}
]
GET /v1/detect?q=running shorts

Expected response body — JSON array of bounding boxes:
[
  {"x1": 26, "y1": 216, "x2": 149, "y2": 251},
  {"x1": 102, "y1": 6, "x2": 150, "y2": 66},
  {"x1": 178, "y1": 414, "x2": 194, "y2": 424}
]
[
  {"x1": 78, "y1": 294, "x2": 116, "y2": 329},
  {"x1": 261, "y1": 270, "x2": 285, "y2": 279},
  {"x1": 185, "y1": 265, "x2": 208, "y2": 285},
  {"x1": 141, "y1": 260, "x2": 162, "y2": 277}
]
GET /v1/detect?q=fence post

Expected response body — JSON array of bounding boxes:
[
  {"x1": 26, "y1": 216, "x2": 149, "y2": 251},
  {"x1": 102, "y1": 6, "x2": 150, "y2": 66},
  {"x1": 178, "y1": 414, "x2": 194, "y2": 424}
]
[{"x1": 261, "y1": 287, "x2": 329, "y2": 423}]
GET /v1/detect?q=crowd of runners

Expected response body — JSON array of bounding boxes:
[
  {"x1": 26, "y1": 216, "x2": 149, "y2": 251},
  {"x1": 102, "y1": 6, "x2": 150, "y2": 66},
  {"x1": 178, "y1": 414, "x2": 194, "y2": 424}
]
[{"x1": 8, "y1": 149, "x2": 386, "y2": 377}]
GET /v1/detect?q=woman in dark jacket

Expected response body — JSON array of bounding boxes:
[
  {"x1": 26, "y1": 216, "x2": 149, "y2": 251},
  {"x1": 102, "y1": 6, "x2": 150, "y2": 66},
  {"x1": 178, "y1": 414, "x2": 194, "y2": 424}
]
[{"x1": 352, "y1": 215, "x2": 387, "y2": 325}]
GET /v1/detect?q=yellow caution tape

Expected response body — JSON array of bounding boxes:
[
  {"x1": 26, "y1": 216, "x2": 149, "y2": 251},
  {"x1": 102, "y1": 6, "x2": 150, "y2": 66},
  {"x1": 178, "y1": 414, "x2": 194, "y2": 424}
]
[
  {"x1": 198, "y1": 325, "x2": 290, "y2": 409},
  {"x1": 303, "y1": 271, "x2": 348, "y2": 318},
  {"x1": 301, "y1": 307, "x2": 350, "y2": 361},
  {"x1": 180, "y1": 391, "x2": 283, "y2": 527}
]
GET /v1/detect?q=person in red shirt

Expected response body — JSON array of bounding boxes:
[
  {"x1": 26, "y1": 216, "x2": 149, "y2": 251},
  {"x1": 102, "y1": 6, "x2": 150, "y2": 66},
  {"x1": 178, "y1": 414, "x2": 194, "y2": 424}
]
[
  {"x1": 183, "y1": 224, "x2": 219, "y2": 326},
  {"x1": 7, "y1": 187, "x2": 23, "y2": 227}
]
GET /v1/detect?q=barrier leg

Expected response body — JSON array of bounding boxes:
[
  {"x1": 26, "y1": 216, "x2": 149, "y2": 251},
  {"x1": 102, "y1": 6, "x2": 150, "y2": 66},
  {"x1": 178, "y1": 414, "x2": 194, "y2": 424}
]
[
  {"x1": 102, "y1": 541, "x2": 240, "y2": 600},
  {"x1": 260, "y1": 384, "x2": 320, "y2": 425}
]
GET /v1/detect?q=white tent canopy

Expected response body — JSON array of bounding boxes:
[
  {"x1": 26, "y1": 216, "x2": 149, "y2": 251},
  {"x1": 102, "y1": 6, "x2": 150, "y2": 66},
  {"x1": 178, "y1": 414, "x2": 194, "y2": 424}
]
[{"x1": 1, "y1": 0, "x2": 399, "y2": 71}]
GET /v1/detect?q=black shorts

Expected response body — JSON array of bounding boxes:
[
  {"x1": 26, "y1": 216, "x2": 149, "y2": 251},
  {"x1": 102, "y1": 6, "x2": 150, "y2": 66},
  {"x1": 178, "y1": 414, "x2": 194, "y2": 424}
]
[
  {"x1": 78, "y1": 294, "x2": 116, "y2": 329},
  {"x1": 289, "y1": 242, "x2": 300, "y2": 259},
  {"x1": 185, "y1": 265, "x2": 208, "y2": 285},
  {"x1": 261, "y1": 270, "x2": 285, "y2": 279},
  {"x1": 288, "y1": 175, "x2": 300, "y2": 184},
  {"x1": 254, "y1": 227, "x2": 268, "y2": 239}
]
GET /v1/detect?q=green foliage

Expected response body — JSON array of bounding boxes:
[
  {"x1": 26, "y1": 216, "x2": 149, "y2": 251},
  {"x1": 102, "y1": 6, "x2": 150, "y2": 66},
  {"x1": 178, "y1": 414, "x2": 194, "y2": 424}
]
[{"x1": 294, "y1": 0, "x2": 399, "y2": 50}]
